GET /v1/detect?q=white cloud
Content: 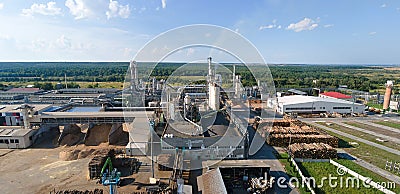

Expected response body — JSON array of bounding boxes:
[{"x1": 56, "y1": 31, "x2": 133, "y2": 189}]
[
  {"x1": 381, "y1": 3, "x2": 387, "y2": 8},
  {"x1": 21, "y1": 2, "x2": 62, "y2": 17},
  {"x1": 106, "y1": 0, "x2": 130, "y2": 19},
  {"x1": 259, "y1": 19, "x2": 281, "y2": 30},
  {"x1": 324, "y1": 24, "x2": 334, "y2": 28},
  {"x1": 54, "y1": 35, "x2": 72, "y2": 49},
  {"x1": 287, "y1": 18, "x2": 318, "y2": 32},
  {"x1": 0, "y1": 3, "x2": 4, "y2": 10},
  {"x1": 259, "y1": 25, "x2": 275, "y2": 30},
  {"x1": 161, "y1": 0, "x2": 167, "y2": 9},
  {"x1": 65, "y1": 0, "x2": 93, "y2": 20},
  {"x1": 369, "y1": 31, "x2": 377, "y2": 35}
]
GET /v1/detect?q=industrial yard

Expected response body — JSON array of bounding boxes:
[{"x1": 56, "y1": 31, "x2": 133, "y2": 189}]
[{"x1": 0, "y1": 59, "x2": 399, "y2": 194}]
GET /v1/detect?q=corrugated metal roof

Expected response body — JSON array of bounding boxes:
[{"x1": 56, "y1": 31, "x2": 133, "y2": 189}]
[
  {"x1": 197, "y1": 168, "x2": 227, "y2": 194},
  {"x1": 320, "y1": 92, "x2": 352, "y2": 99}
]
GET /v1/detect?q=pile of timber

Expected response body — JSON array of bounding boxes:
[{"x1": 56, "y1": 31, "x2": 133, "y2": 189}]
[
  {"x1": 288, "y1": 143, "x2": 337, "y2": 159},
  {"x1": 267, "y1": 134, "x2": 338, "y2": 147},
  {"x1": 266, "y1": 126, "x2": 320, "y2": 135},
  {"x1": 290, "y1": 120, "x2": 307, "y2": 127},
  {"x1": 258, "y1": 119, "x2": 291, "y2": 128}
]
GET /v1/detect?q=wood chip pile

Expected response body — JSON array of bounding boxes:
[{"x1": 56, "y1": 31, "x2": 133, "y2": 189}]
[{"x1": 288, "y1": 143, "x2": 337, "y2": 159}]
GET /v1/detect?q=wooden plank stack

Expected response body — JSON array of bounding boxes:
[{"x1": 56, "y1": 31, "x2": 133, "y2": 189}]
[{"x1": 288, "y1": 143, "x2": 337, "y2": 159}]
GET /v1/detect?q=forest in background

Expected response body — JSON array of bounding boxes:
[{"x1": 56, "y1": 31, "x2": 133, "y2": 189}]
[{"x1": 0, "y1": 62, "x2": 399, "y2": 93}]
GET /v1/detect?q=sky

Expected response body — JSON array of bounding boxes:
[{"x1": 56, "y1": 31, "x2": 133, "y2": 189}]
[{"x1": 0, "y1": 0, "x2": 399, "y2": 64}]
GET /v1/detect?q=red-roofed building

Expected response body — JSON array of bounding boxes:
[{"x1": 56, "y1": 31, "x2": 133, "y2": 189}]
[
  {"x1": 319, "y1": 91, "x2": 352, "y2": 100},
  {"x1": 4, "y1": 88, "x2": 43, "y2": 95}
]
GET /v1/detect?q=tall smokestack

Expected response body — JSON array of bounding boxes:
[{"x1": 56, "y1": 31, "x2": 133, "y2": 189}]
[
  {"x1": 208, "y1": 57, "x2": 212, "y2": 82},
  {"x1": 130, "y1": 60, "x2": 138, "y2": 91},
  {"x1": 383, "y1": 80, "x2": 394, "y2": 110}
]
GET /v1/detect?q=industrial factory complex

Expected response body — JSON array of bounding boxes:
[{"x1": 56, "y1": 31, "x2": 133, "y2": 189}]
[{"x1": 0, "y1": 59, "x2": 399, "y2": 194}]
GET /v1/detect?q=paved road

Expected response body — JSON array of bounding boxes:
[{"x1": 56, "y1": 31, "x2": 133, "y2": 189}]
[
  {"x1": 305, "y1": 121, "x2": 400, "y2": 156},
  {"x1": 248, "y1": 126, "x2": 299, "y2": 194},
  {"x1": 355, "y1": 120, "x2": 400, "y2": 134},
  {"x1": 337, "y1": 149, "x2": 400, "y2": 185},
  {"x1": 334, "y1": 122, "x2": 400, "y2": 144}
]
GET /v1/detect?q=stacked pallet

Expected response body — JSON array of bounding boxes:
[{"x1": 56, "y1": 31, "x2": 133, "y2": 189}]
[
  {"x1": 288, "y1": 143, "x2": 337, "y2": 159},
  {"x1": 267, "y1": 134, "x2": 338, "y2": 147}
]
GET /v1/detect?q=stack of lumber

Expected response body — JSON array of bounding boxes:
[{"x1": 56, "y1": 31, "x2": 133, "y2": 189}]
[
  {"x1": 288, "y1": 143, "x2": 337, "y2": 159},
  {"x1": 267, "y1": 134, "x2": 338, "y2": 147}
]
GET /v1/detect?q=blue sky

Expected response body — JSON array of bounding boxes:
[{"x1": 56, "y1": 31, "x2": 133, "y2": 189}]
[{"x1": 0, "y1": 0, "x2": 399, "y2": 64}]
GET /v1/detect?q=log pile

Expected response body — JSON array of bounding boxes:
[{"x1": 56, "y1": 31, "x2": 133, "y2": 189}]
[
  {"x1": 288, "y1": 143, "x2": 337, "y2": 159},
  {"x1": 267, "y1": 134, "x2": 338, "y2": 147},
  {"x1": 266, "y1": 126, "x2": 320, "y2": 135}
]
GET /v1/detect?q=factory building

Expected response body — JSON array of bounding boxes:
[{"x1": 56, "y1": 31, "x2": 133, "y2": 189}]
[
  {"x1": 0, "y1": 127, "x2": 37, "y2": 148},
  {"x1": 270, "y1": 95, "x2": 365, "y2": 114}
]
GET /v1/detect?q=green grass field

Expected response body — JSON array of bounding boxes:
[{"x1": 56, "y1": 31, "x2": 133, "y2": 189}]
[
  {"x1": 278, "y1": 153, "x2": 400, "y2": 193},
  {"x1": 313, "y1": 122, "x2": 399, "y2": 177},
  {"x1": 375, "y1": 121, "x2": 400, "y2": 130},
  {"x1": 340, "y1": 122, "x2": 400, "y2": 150}
]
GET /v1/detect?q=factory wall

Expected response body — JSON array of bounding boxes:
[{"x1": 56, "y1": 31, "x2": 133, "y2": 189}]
[
  {"x1": 0, "y1": 112, "x2": 24, "y2": 126},
  {"x1": 278, "y1": 101, "x2": 364, "y2": 114}
]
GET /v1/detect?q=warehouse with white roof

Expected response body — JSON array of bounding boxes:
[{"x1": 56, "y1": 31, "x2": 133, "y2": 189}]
[{"x1": 269, "y1": 95, "x2": 365, "y2": 114}]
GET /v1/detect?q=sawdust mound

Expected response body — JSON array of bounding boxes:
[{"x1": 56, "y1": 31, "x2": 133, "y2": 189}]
[
  {"x1": 59, "y1": 149, "x2": 80, "y2": 161},
  {"x1": 84, "y1": 124, "x2": 112, "y2": 146},
  {"x1": 60, "y1": 133, "x2": 83, "y2": 146},
  {"x1": 109, "y1": 124, "x2": 129, "y2": 146}
]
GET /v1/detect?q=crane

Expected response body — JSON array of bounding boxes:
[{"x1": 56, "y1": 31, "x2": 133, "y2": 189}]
[{"x1": 101, "y1": 157, "x2": 121, "y2": 194}]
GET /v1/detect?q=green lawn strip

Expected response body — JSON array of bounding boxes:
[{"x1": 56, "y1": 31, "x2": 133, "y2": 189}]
[
  {"x1": 299, "y1": 161, "x2": 382, "y2": 194},
  {"x1": 375, "y1": 121, "x2": 400, "y2": 130},
  {"x1": 313, "y1": 122, "x2": 399, "y2": 177},
  {"x1": 367, "y1": 103, "x2": 383, "y2": 110},
  {"x1": 339, "y1": 122, "x2": 400, "y2": 150},
  {"x1": 277, "y1": 152, "x2": 311, "y2": 194},
  {"x1": 334, "y1": 159, "x2": 400, "y2": 193},
  {"x1": 317, "y1": 122, "x2": 399, "y2": 151}
]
